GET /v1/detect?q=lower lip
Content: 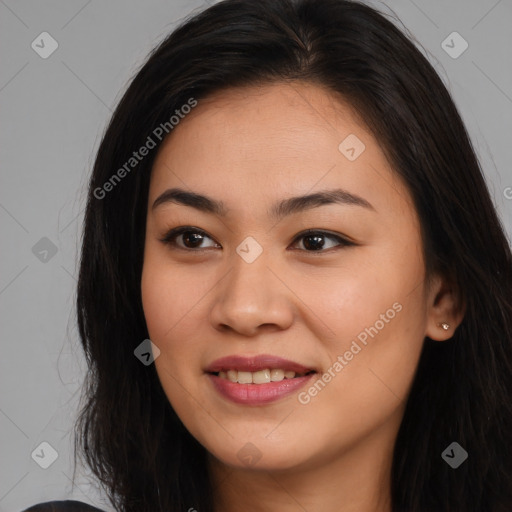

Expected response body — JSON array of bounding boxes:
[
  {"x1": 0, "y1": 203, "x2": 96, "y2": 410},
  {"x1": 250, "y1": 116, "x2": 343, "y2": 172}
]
[{"x1": 207, "y1": 373, "x2": 315, "y2": 405}]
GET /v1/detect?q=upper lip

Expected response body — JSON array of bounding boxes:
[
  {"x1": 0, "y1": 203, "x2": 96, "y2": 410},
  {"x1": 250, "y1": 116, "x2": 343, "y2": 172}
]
[{"x1": 204, "y1": 354, "x2": 317, "y2": 374}]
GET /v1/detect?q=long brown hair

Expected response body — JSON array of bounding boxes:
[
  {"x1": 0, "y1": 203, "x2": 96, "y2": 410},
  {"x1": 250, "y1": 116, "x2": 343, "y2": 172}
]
[{"x1": 75, "y1": 1, "x2": 512, "y2": 510}]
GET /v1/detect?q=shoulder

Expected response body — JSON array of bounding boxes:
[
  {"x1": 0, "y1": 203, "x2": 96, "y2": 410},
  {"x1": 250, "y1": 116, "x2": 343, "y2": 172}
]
[{"x1": 22, "y1": 500, "x2": 107, "y2": 512}]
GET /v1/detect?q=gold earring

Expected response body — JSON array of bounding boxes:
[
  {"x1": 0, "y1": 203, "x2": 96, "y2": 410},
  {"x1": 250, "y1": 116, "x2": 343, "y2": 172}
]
[{"x1": 438, "y1": 322, "x2": 450, "y2": 330}]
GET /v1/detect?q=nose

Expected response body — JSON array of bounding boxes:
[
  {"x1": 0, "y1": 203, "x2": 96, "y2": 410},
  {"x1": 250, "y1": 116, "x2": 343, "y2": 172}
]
[{"x1": 209, "y1": 249, "x2": 294, "y2": 337}]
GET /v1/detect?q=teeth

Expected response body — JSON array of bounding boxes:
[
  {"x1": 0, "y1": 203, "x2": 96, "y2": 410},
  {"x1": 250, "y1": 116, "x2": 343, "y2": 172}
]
[
  {"x1": 217, "y1": 369, "x2": 307, "y2": 384},
  {"x1": 270, "y1": 369, "x2": 284, "y2": 381},
  {"x1": 237, "y1": 371, "x2": 253, "y2": 384},
  {"x1": 253, "y1": 369, "x2": 271, "y2": 384}
]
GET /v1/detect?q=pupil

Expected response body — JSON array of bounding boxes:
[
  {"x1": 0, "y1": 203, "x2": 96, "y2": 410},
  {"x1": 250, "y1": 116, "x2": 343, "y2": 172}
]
[
  {"x1": 304, "y1": 234, "x2": 324, "y2": 251},
  {"x1": 183, "y1": 231, "x2": 203, "y2": 248}
]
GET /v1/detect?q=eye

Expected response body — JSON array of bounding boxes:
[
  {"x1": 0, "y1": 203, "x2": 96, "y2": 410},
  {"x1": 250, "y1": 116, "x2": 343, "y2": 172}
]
[
  {"x1": 159, "y1": 226, "x2": 219, "y2": 251},
  {"x1": 159, "y1": 227, "x2": 354, "y2": 253},
  {"x1": 290, "y1": 229, "x2": 354, "y2": 252}
]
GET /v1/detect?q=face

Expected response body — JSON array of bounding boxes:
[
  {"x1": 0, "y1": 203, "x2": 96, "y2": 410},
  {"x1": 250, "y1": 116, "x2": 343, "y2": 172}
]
[{"x1": 141, "y1": 81, "x2": 443, "y2": 473}]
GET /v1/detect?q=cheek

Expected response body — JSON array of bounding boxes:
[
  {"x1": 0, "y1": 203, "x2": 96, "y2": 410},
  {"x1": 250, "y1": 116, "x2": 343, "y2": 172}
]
[
  {"x1": 141, "y1": 261, "x2": 203, "y2": 420},
  {"x1": 294, "y1": 287, "x2": 426, "y2": 451},
  {"x1": 303, "y1": 242, "x2": 424, "y2": 346},
  {"x1": 305, "y1": 237, "x2": 427, "y2": 396},
  {"x1": 141, "y1": 250, "x2": 213, "y2": 386},
  {"x1": 141, "y1": 260, "x2": 189, "y2": 387},
  {"x1": 141, "y1": 246, "x2": 203, "y2": 344}
]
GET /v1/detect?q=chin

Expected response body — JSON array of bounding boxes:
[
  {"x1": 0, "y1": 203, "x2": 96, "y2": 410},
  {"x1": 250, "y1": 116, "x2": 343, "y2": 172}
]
[
  {"x1": 202, "y1": 432, "x2": 319, "y2": 473},
  {"x1": 211, "y1": 447, "x2": 307, "y2": 472}
]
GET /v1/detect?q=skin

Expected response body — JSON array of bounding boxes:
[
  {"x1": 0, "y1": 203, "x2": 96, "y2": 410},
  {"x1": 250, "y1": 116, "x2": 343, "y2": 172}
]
[{"x1": 141, "y1": 81, "x2": 463, "y2": 512}]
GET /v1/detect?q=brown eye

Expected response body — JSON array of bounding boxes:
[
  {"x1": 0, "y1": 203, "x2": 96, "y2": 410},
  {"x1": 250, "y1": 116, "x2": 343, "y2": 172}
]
[
  {"x1": 160, "y1": 227, "x2": 219, "y2": 251},
  {"x1": 291, "y1": 230, "x2": 354, "y2": 252},
  {"x1": 160, "y1": 227, "x2": 353, "y2": 253},
  {"x1": 181, "y1": 231, "x2": 207, "y2": 248}
]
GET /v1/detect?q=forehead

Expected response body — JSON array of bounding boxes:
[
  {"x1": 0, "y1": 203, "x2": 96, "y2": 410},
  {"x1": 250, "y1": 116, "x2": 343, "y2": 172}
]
[{"x1": 149, "y1": 81, "x2": 413, "y2": 218}]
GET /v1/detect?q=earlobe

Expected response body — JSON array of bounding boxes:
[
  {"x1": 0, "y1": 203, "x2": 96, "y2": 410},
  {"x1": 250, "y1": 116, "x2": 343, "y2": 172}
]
[
  {"x1": 425, "y1": 275, "x2": 465, "y2": 341},
  {"x1": 427, "y1": 321, "x2": 456, "y2": 341}
]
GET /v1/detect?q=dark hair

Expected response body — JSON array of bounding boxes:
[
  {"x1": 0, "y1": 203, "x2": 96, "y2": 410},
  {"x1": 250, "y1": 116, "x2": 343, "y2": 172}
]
[
  {"x1": 23, "y1": 500, "x2": 104, "y2": 512},
  {"x1": 75, "y1": 0, "x2": 512, "y2": 510}
]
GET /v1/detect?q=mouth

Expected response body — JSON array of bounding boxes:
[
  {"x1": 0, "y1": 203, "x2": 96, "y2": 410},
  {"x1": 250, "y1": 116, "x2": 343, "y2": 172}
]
[
  {"x1": 208, "y1": 368, "x2": 316, "y2": 384},
  {"x1": 204, "y1": 354, "x2": 318, "y2": 405}
]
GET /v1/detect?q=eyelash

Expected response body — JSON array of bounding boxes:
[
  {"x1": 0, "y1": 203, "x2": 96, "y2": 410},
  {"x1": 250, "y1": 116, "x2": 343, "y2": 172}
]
[{"x1": 159, "y1": 226, "x2": 355, "y2": 253}]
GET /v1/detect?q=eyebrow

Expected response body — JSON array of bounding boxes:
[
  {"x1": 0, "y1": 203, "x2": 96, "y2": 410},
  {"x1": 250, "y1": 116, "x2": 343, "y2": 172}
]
[{"x1": 151, "y1": 187, "x2": 375, "y2": 219}]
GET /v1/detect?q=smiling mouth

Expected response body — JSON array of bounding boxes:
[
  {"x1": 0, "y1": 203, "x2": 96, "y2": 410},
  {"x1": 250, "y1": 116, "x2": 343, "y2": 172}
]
[{"x1": 209, "y1": 369, "x2": 316, "y2": 384}]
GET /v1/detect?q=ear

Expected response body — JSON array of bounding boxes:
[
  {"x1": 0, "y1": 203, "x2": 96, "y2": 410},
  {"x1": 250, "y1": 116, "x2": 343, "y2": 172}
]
[{"x1": 425, "y1": 273, "x2": 465, "y2": 341}]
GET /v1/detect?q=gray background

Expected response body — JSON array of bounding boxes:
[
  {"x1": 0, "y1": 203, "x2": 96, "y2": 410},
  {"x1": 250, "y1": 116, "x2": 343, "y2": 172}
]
[{"x1": 1, "y1": 0, "x2": 511, "y2": 510}]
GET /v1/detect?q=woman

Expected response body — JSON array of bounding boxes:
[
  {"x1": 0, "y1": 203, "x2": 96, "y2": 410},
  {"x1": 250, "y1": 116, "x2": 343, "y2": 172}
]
[{"x1": 24, "y1": 0, "x2": 512, "y2": 510}]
